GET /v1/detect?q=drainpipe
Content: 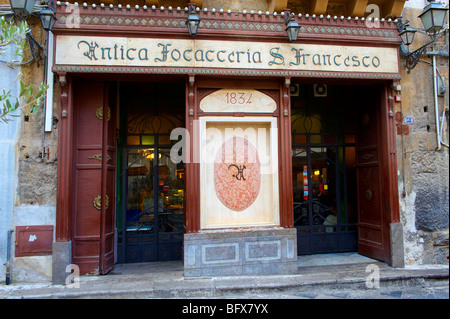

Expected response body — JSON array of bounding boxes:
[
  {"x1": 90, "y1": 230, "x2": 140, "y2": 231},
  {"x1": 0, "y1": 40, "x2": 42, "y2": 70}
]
[
  {"x1": 425, "y1": 50, "x2": 449, "y2": 149},
  {"x1": 5, "y1": 229, "x2": 13, "y2": 285},
  {"x1": 432, "y1": 55, "x2": 441, "y2": 151}
]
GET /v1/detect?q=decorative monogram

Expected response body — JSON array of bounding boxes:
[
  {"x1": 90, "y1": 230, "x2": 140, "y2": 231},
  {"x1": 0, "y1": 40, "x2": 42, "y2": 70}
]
[{"x1": 228, "y1": 164, "x2": 247, "y2": 181}]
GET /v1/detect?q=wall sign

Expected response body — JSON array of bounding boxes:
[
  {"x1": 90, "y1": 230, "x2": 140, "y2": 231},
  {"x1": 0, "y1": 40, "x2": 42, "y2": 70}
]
[
  {"x1": 55, "y1": 36, "x2": 399, "y2": 74},
  {"x1": 404, "y1": 116, "x2": 414, "y2": 125}
]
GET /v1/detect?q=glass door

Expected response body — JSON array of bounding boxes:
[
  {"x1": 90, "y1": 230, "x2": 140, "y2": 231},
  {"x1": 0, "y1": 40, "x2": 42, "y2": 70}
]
[
  {"x1": 118, "y1": 146, "x2": 185, "y2": 263},
  {"x1": 156, "y1": 148, "x2": 185, "y2": 261},
  {"x1": 116, "y1": 81, "x2": 185, "y2": 263},
  {"x1": 122, "y1": 147, "x2": 157, "y2": 263},
  {"x1": 291, "y1": 84, "x2": 358, "y2": 255}
]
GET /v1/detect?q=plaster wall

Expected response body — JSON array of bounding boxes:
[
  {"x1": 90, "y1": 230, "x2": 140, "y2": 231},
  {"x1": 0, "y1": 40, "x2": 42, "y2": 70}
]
[{"x1": 0, "y1": 45, "x2": 21, "y2": 282}]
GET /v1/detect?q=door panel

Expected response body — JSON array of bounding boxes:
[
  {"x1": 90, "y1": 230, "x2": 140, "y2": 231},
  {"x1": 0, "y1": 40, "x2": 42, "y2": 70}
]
[
  {"x1": 355, "y1": 86, "x2": 390, "y2": 263},
  {"x1": 157, "y1": 148, "x2": 184, "y2": 261},
  {"x1": 122, "y1": 147, "x2": 157, "y2": 263},
  {"x1": 72, "y1": 80, "x2": 116, "y2": 275},
  {"x1": 99, "y1": 84, "x2": 117, "y2": 274}
]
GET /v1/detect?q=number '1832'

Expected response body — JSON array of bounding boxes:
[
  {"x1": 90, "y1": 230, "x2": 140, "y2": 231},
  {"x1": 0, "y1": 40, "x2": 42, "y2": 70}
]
[{"x1": 225, "y1": 92, "x2": 252, "y2": 105}]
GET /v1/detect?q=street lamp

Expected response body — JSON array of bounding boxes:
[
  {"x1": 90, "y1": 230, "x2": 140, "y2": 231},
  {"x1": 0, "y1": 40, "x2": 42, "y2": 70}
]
[
  {"x1": 39, "y1": 7, "x2": 56, "y2": 31},
  {"x1": 397, "y1": 0, "x2": 449, "y2": 150},
  {"x1": 186, "y1": 3, "x2": 200, "y2": 36},
  {"x1": 397, "y1": 1, "x2": 449, "y2": 72},
  {"x1": 3, "y1": 1, "x2": 57, "y2": 63},
  {"x1": 285, "y1": 13, "x2": 301, "y2": 42},
  {"x1": 418, "y1": 0, "x2": 449, "y2": 35},
  {"x1": 9, "y1": 0, "x2": 35, "y2": 18},
  {"x1": 398, "y1": 22, "x2": 416, "y2": 46},
  {"x1": 8, "y1": 0, "x2": 57, "y2": 32}
]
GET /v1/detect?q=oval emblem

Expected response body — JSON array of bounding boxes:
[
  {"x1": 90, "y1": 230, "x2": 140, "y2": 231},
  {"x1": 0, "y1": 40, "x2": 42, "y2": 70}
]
[{"x1": 214, "y1": 137, "x2": 261, "y2": 211}]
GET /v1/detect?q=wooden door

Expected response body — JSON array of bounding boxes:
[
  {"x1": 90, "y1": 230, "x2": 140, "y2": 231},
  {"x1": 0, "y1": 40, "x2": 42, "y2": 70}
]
[
  {"x1": 72, "y1": 80, "x2": 116, "y2": 275},
  {"x1": 99, "y1": 83, "x2": 116, "y2": 274},
  {"x1": 355, "y1": 85, "x2": 391, "y2": 264}
]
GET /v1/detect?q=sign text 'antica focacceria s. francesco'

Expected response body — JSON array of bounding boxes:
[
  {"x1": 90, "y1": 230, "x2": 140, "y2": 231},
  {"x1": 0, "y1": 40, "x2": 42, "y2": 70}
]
[{"x1": 55, "y1": 36, "x2": 399, "y2": 74}]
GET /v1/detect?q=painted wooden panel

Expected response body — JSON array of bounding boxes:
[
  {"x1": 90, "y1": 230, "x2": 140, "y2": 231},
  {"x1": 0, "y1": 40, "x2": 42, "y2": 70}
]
[
  {"x1": 200, "y1": 117, "x2": 279, "y2": 229},
  {"x1": 214, "y1": 136, "x2": 261, "y2": 211}
]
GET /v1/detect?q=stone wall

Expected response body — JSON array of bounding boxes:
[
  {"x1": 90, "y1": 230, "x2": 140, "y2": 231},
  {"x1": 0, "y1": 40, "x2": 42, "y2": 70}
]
[{"x1": 397, "y1": 4, "x2": 449, "y2": 265}]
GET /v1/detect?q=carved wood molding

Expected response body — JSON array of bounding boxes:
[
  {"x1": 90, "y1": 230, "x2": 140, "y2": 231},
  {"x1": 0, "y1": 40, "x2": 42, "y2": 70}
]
[{"x1": 52, "y1": 3, "x2": 401, "y2": 45}]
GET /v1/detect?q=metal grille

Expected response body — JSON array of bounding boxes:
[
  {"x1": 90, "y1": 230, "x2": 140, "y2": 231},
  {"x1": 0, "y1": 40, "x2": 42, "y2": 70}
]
[{"x1": 291, "y1": 84, "x2": 358, "y2": 255}]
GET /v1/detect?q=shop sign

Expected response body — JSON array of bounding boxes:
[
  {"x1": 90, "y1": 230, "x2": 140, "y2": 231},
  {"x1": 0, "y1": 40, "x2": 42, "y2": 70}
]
[{"x1": 55, "y1": 35, "x2": 399, "y2": 74}]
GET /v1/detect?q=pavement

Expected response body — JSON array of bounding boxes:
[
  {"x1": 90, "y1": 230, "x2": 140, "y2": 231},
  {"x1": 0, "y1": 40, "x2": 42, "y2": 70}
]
[{"x1": 1, "y1": 253, "x2": 448, "y2": 300}]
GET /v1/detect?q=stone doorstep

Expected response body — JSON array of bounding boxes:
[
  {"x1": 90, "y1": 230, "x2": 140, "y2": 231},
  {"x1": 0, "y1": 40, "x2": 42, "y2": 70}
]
[{"x1": 3, "y1": 265, "x2": 448, "y2": 299}]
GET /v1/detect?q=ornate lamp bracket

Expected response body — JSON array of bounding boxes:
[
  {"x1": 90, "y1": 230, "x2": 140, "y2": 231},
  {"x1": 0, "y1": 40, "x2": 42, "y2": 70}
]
[{"x1": 401, "y1": 41, "x2": 434, "y2": 73}]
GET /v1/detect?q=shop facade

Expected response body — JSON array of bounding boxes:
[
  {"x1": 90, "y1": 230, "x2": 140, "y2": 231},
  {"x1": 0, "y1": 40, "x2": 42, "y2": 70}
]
[
  {"x1": 10, "y1": 0, "x2": 450, "y2": 285},
  {"x1": 46, "y1": 1, "x2": 405, "y2": 280}
]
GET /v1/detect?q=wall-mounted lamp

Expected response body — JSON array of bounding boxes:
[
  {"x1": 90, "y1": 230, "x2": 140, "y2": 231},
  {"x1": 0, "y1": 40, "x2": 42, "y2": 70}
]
[
  {"x1": 9, "y1": 0, "x2": 35, "y2": 18},
  {"x1": 186, "y1": 3, "x2": 200, "y2": 36},
  {"x1": 398, "y1": 21, "x2": 416, "y2": 46},
  {"x1": 397, "y1": 0, "x2": 449, "y2": 150},
  {"x1": 7, "y1": 0, "x2": 57, "y2": 32},
  {"x1": 397, "y1": 0, "x2": 448, "y2": 72},
  {"x1": 3, "y1": 0, "x2": 57, "y2": 63},
  {"x1": 418, "y1": 0, "x2": 449, "y2": 35},
  {"x1": 39, "y1": 7, "x2": 56, "y2": 31},
  {"x1": 284, "y1": 12, "x2": 301, "y2": 42}
]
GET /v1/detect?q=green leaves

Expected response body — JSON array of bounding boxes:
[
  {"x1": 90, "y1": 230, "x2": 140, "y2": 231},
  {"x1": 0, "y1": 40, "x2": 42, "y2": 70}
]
[
  {"x1": 1, "y1": 16, "x2": 49, "y2": 124},
  {"x1": 0, "y1": 16, "x2": 29, "y2": 55},
  {"x1": 0, "y1": 81, "x2": 49, "y2": 123}
]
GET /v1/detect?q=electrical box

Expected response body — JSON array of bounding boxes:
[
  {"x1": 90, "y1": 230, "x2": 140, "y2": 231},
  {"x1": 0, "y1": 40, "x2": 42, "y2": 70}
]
[{"x1": 15, "y1": 225, "x2": 53, "y2": 257}]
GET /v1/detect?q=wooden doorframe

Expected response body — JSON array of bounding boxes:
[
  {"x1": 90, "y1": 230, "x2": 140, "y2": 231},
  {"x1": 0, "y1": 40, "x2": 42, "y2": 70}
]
[
  {"x1": 381, "y1": 82, "x2": 401, "y2": 225},
  {"x1": 55, "y1": 72, "x2": 72, "y2": 243}
]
